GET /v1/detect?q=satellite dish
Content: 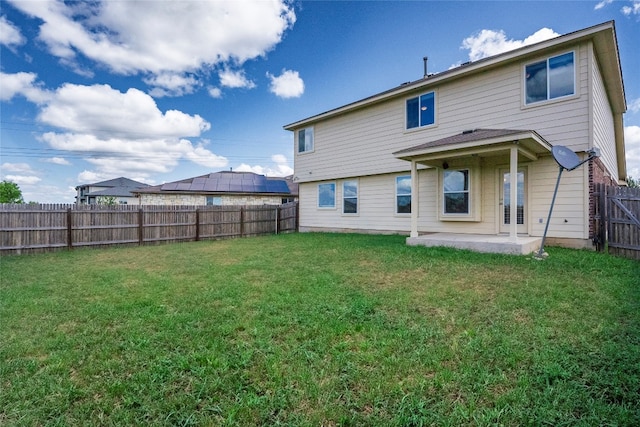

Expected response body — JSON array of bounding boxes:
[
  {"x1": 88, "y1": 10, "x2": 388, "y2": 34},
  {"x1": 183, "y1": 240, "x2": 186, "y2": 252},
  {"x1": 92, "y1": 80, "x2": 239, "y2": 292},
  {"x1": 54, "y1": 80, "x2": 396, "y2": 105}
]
[
  {"x1": 552, "y1": 145, "x2": 582, "y2": 170},
  {"x1": 537, "y1": 144, "x2": 600, "y2": 259}
]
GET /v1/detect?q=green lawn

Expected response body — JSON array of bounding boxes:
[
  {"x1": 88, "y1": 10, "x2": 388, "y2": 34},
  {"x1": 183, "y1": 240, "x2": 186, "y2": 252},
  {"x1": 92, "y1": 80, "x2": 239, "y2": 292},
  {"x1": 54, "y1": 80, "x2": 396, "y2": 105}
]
[{"x1": 1, "y1": 233, "x2": 639, "y2": 426}]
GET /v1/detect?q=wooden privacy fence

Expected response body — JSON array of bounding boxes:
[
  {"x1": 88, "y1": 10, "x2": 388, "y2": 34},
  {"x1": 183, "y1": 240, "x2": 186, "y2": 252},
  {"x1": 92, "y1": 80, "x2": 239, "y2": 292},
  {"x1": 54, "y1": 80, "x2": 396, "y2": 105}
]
[
  {"x1": 592, "y1": 184, "x2": 640, "y2": 260},
  {"x1": 0, "y1": 202, "x2": 298, "y2": 255}
]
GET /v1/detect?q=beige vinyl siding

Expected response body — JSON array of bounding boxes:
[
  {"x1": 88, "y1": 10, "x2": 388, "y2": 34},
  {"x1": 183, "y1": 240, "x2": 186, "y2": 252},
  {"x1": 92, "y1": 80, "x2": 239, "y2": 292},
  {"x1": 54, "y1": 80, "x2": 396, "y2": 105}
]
[
  {"x1": 299, "y1": 175, "x2": 412, "y2": 233},
  {"x1": 300, "y1": 155, "x2": 588, "y2": 239},
  {"x1": 295, "y1": 44, "x2": 591, "y2": 185},
  {"x1": 591, "y1": 45, "x2": 618, "y2": 181},
  {"x1": 528, "y1": 157, "x2": 587, "y2": 239}
]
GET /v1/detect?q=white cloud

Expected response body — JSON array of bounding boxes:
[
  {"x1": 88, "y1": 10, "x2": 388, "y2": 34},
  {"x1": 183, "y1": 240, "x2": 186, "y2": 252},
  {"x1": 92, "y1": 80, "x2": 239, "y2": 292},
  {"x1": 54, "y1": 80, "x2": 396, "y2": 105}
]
[
  {"x1": 8, "y1": 0, "x2": 296, "y2": 94},
  {"x1": 595, "y1": 0, "x2": 613, "y2": 10},
  {"x1": 37, "y1": 83, "x2": 209, "y2": 138},
  {"x1": 44, "y1": 157, "x2": 71, "y2": 165},
  {"x1": 625, "y1": 125, "x2": 640, "y2": 179},
  {"x1": 145, "y1": 73, "x2": 199, "y2": 98},
  {"x1": 0, "y1": 72, "x2": 49, "y2": 102},
  {"x1": 272, "y1": 154, "x2": 288, "y2": 164},
  {"x1": 208, "y1": 87, "x2": 223, "y2": 99},
  {"x1": 2, "y1": 74, "x2": 228, "y2": 179},
  {"x1": 1, "y1": 162, "x2": 35, "y2": 174},
  {"x1": 628, "y1": 98, "x2": 640, "y2": 114},
  {"x1": 219, "y1": 69, "x2": 256, "y2": 89},
  {"x1": 622, "y1": 1, "x2": 640, "y2": 16},
  {"x1": 4, "y1": 175, "x2": 41, "y2": 185},
  {"x1": 461, "y1": 28, "x2": 560, "y2": 61},
  {"x1": 267, "y1": 69, "x2": 304, "y2": 98},
  {"x1": 235, "y1": 154, "x2": 293, "y2": 177},
  {"x1": 0, "y1": 15, "x2": 25, "y2": 48}
]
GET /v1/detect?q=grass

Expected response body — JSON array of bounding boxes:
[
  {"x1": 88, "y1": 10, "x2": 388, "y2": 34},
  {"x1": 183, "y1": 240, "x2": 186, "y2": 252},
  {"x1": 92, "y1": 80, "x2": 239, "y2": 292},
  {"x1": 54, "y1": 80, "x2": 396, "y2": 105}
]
[{"x1": 1, "y1": 232, "x2": 639, "y2": 426}]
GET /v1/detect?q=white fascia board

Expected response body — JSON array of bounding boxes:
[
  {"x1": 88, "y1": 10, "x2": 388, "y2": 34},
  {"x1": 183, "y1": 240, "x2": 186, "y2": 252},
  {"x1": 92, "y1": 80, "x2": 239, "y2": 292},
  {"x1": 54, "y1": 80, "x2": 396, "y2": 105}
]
[{"x1": 283, "y1": 22, "x2": 619, "y2": 131}]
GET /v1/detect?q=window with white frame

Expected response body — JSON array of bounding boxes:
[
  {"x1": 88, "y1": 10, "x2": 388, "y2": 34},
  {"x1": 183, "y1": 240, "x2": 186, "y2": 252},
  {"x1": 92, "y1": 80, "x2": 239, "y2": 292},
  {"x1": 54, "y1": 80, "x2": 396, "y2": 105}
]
[
  {"x1": 297, "y1": 127, "x2": 314, "y2": 153},
  {"x1": 396, "y1": 175, "x2": 411, "y2": 214},
  {"x1": 318, "y1": 182, "x2": 335, "y2": 208},
  {"x1": 342, "y1": 180, "x2": 358, "y2": 214},
  {"x1": 406, "y1": 91, "x2": 435, "y2": 129},
  {"x1": 525, "y1": 52, "x2": 575, "y2": 104},
  {"x1": 443, "y1": 169, "x2": 469, "y2": 215}
]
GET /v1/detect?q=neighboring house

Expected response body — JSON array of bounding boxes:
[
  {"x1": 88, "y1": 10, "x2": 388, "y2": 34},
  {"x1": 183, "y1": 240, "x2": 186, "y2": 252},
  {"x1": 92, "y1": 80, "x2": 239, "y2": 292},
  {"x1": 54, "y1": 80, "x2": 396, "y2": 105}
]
[
  {"x1": 132, "y1": 171, "x2": 297, "y2": 206},
  {"x1": 284, "y1": 21, "x2": 627, "y2": 251},
  {"x1": 75, "y1": 177, "x2": 149, "y2": 205}
]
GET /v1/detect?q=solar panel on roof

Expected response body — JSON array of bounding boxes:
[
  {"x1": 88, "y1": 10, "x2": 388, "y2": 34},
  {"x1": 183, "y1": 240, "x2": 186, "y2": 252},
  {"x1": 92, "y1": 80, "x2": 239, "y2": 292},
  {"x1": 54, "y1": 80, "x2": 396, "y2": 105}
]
[
  {"x1": 203, "y1": 181, "x2": 218, "y2": 191},
  {"x1": 161, "y1": 183, "x2": 178, "y2": 190},
  {"x1": 229, "y1": 184, "x2": 243, "y2": 192},
  {"x1": 266, "y1": 181, "x2": 290, "y2": 193},
  {"x1": 176, "y1": 183, "x2": 191, "y2": 191}
]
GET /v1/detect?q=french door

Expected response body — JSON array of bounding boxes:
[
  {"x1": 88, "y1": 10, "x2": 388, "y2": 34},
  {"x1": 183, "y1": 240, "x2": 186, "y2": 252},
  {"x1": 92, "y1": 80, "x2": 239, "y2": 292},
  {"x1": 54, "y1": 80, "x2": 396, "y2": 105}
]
[{"x1": 499, "y1": 169, "x2": 527, "y2": 234}]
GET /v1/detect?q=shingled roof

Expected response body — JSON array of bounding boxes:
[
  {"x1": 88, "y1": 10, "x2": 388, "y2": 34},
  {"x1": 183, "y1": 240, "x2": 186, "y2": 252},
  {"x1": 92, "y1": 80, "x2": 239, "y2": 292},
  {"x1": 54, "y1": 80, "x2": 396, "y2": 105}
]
[{"x1": 393, "y1": 129, "x2": 534, "y2": 156}]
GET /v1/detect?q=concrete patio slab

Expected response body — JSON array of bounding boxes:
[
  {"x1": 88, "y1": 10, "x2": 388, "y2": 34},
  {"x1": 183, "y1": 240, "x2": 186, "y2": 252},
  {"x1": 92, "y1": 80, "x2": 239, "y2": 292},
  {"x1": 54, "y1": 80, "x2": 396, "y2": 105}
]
[{"x1": 406, "y1": 233, "x2": 542, "y2": 255}]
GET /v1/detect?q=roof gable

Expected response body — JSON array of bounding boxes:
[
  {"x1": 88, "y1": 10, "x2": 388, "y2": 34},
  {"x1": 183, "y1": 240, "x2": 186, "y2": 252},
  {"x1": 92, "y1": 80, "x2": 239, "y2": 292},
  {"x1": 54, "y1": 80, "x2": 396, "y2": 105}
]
[
  {"x1": 284, "y1": 21, "x2": 625, "y2": 130},
  {"x1": 82, "y1": 177, "x2": 149, "y2": 188}
]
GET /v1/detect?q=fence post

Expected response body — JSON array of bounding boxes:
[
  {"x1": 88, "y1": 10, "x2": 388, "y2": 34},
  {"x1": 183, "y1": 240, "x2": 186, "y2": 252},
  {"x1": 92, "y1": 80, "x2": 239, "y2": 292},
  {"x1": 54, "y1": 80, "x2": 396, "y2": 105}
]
[
  {"x1": 195, "y1": 208, "x2": 200, "y2": 241},
  {"x1": 138, "y1": 208, "x2": 144, "y2": 246},
  {"x1": 598, "y1": 184, "x2": 607, "y2": 252},
  {"x1": 67, "y1": 207, "x2": 73, "y2": 250},
  {"x1": 240, "y1": 207, "x2": 245, "y2": 237},
  {"x1": 275, "y1": 205, "x2": 280, "y2": 235},
  {"x1": 295, "y1": 202, "x2": 299, "y2": 232}
]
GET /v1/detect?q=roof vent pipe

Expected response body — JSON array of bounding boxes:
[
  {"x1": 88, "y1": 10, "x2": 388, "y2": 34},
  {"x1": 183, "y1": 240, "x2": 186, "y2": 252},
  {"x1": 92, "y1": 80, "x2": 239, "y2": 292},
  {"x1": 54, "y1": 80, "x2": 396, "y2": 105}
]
[{"x1": 423, "y1": 56, "x2": 428, "y2": 78}]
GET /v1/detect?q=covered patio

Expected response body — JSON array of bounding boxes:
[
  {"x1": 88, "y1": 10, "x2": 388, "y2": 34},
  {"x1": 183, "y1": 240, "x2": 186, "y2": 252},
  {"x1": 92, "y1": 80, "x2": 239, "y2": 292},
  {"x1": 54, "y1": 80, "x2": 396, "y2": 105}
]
[{"x1": 394, "y1": 129, "x2": 553, "y2": 255}]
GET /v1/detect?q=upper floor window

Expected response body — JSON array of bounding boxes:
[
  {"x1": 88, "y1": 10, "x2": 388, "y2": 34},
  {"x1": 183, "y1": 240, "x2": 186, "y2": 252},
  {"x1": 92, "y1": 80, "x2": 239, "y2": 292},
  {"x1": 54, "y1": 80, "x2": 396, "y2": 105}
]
[
  {"x1": 396, "y1": 175, "x2": 411, "y2": 214},
  {"x1": 318, "y1": 182, "x2": 336, "y2": 208},
  {"x1": 525, "y1": 52, "x2": 575, "y2": 104},
  {"x1": 406, "y1": 91, "x2": 435, "y2": 129},
  {"x1": 297, "y1": 127, "x2": 314, "y2": 153},
  {"x1": 343, "y1": 180, "x2": 358, "y2": 214},
  {"x1": 443, "y1": 169, "x2": 469, "y2": 215}
]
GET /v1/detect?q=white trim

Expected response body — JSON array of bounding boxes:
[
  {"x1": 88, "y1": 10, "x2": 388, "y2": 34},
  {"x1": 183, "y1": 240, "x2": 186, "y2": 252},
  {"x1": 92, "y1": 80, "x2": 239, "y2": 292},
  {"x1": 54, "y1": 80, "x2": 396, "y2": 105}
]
[
  {"x1": 342, "y1": 179, "x2": 359, "y2": 215},
  {"x1": 317, "y1": 182, "x2": 336, "y2": 209},
  {"x1": 522, "y1": 50, "x2": 577, "y2": 107},
  {"x1": 395, "y1": 174, "x2": 412, "y2": 215}
]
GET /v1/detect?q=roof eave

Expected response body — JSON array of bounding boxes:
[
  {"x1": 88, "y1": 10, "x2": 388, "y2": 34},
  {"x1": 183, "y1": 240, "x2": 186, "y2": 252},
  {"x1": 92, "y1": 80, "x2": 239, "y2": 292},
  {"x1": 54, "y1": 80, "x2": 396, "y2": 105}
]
[
  {"x1": 393, "y1": 131, "x2": 552, "y2": 161},
  {"x1": 284, "y1": 21, "x2": 622, "y2": 130}
]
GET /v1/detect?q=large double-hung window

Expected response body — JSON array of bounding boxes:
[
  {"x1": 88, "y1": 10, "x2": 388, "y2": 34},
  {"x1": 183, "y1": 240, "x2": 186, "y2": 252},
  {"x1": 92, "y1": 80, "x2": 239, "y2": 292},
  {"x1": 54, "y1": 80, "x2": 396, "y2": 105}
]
[
  {"x1": 406, "y1": 91, "x2": 435, "y2": 129},
  {"x1": 443, "y1": 169, "x2": 469, "y2": 215},
  {"x1": 343, "y1": 180, "x2": 358, "y2": 214},
  {"x1": 525, "y1": 52, "x2": 575, "y2": 104}
]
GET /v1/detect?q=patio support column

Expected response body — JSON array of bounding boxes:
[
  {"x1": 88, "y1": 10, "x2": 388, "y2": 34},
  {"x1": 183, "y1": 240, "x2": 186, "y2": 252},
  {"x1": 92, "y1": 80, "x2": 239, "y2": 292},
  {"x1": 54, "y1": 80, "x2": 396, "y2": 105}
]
[
  {"x1": 510, "y1": 144, "x2": 518, "y2": 241},
  {"x1": 410, "y1": 160, "x2": 419, "y2": 238}
]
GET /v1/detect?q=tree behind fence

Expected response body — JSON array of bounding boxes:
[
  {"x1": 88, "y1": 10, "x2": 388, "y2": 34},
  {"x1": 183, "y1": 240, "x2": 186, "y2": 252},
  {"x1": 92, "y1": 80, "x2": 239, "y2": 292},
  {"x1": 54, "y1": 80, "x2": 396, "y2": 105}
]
[{"x1": 0, "y1": 203, "x2": 298, "y2": 255}]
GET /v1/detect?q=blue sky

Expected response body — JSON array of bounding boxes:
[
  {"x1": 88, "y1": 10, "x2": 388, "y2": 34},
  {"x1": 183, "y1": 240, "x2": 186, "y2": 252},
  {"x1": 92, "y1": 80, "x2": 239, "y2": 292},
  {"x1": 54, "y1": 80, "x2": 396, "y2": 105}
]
[{"x1": 1, "y1": 0, "x2": 639, "y2": 203}]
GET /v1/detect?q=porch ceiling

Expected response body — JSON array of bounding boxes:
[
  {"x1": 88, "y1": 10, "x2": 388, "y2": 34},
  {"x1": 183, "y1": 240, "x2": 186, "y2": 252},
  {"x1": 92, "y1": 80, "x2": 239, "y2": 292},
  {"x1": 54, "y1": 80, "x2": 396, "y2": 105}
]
[{"x1": 393, "y1": 128, "x2": 552, "y2": 166}]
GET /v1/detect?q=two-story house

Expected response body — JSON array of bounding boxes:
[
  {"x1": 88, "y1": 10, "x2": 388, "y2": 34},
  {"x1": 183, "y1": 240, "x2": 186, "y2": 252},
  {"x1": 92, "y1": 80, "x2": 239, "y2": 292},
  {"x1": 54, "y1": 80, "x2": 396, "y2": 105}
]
[{"x1": 284, "y1": 21, "x2": 627, "y2": 254}]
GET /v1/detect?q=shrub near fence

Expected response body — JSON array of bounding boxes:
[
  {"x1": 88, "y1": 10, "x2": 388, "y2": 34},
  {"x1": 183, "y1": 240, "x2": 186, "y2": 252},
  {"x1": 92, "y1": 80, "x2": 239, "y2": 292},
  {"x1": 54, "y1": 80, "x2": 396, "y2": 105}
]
[{"x1": 0, "y1": 202, "x2": 298, "y2": 255}]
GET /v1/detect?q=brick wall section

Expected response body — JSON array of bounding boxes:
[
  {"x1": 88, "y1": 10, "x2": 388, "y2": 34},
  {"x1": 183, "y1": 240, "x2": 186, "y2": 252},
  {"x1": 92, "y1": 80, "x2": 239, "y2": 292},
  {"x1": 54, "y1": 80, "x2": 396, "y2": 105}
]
[
  {"x1": 588, "y1": 157, "x2": 617, "y2": 241},
  {"x1": 139, "y1": 194, "x2": 284, "y2": 206}
]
